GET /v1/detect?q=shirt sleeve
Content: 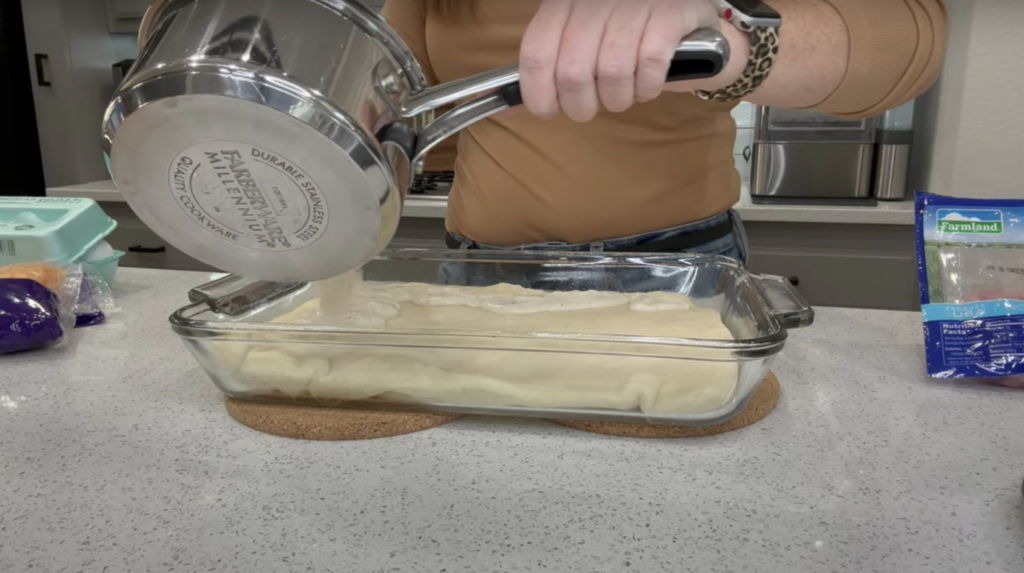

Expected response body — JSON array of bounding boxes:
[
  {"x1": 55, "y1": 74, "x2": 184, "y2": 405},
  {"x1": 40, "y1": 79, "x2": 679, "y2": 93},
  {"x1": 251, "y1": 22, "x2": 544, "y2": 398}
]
[
  {"x1": 381, "y1": 0, "x2": 437, "y2": 83},
  {"x1": 381, "y1": 0, "x2": 458, "y2": 171},
  {"x1": 807, "y1": 0, "x2": 949, "y2": 119}
]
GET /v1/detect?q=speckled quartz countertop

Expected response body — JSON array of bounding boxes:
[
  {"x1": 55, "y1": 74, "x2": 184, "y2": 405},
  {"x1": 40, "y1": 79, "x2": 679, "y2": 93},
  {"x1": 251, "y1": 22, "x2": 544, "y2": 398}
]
[{"x1": 2, "y1": 268, "x2": 1021, "y2": 572}]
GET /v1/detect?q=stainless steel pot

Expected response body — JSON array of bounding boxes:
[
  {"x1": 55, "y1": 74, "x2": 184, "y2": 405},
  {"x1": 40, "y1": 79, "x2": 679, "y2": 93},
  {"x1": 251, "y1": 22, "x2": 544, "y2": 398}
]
[{"x1": 103, "y1": 0, "x2": 730, "y2": 281}]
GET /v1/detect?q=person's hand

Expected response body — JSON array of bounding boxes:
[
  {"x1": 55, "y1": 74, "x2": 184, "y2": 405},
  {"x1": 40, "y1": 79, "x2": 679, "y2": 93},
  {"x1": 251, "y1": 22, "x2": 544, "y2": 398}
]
[{"x1": 519, "y1": 0, "x2": 721, "y2": 122}]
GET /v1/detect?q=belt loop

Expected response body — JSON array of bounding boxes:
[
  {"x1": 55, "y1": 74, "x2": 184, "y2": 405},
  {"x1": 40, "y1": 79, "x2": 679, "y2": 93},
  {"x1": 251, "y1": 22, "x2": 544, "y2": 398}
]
[{"x1": 588, "y1": 242, "x2": 604, "y2": 252}]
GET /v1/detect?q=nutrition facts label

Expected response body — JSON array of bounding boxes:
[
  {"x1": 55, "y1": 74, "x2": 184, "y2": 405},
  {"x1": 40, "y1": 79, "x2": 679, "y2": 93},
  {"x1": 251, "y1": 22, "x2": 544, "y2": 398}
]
[{"x1": 938, "y1": 317, "x2": 1024, "y2": 365}]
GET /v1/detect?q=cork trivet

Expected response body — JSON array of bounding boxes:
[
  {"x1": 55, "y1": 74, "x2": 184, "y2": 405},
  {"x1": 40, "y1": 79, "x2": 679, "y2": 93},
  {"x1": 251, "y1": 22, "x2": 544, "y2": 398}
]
[
  {"x1": 223, "y1": 397, "x2": 463, "y2": 441},
  {"x1": 551, "y1": 372, "x2": 780, "y2": 438}
]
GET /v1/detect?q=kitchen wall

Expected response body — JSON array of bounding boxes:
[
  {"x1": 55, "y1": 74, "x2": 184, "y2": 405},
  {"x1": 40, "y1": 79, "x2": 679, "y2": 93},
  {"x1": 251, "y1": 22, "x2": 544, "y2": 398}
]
[
  {"x1": 63, "y1": 0, "x2": 138, "y2": 182},
  {"x1": 21, "y1": 0, "x2": 137, "y2": 187},
  {"x1": 912, "y1": 0, "x2": 1023, "y2": 200}
]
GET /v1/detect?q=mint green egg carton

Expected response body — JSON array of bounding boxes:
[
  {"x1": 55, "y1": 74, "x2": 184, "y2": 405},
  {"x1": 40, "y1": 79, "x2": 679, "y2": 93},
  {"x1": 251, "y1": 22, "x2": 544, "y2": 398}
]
[{"x1": 0, "y1": 197, "x2": 117, "y2": 266}]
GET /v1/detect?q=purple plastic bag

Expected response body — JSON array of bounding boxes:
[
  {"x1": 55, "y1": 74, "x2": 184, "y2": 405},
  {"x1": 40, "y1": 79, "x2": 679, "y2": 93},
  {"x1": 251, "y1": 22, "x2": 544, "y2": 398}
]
[
  {"x1": 70, "y1": 272, "x2": 106, "y2": 327},
  {"x1": 0, "y1": 279, "x2": 67, "y2": 354}
]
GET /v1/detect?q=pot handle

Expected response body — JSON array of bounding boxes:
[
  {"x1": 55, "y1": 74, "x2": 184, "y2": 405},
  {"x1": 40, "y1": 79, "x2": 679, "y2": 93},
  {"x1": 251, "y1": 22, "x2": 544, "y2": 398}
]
[
  {"x1": 751, "y1": 274, "x2": 815, "y2": 330},
  {"x1": 138, "y1": 0, "x2": 173, "y2": 50},
  {"x1": 490, "y1": 28, "x2": 730, "y2": 109},
  {"x1": 411, "y1": 28, "x2": 730, "y2": 160}
]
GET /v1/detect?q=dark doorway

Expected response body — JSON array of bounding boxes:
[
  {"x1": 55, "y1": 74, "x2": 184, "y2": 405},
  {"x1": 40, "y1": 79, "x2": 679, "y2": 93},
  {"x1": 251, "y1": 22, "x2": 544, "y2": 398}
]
[{"x1": 0, "y1": 0, "x2": 47, "y2": 196}]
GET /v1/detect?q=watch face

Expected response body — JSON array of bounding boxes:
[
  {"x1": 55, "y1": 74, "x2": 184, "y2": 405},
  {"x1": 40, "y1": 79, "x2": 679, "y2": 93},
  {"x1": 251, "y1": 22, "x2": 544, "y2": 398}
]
[{"x1": 728, "y1": 0, "x2": 781, "y2": 20}]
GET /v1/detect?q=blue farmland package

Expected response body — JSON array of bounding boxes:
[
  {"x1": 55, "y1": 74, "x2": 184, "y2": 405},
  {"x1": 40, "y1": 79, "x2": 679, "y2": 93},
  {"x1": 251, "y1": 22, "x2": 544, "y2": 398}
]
[{"x1": 915, "y1": 192, "x2": 1024, "y2": 381}]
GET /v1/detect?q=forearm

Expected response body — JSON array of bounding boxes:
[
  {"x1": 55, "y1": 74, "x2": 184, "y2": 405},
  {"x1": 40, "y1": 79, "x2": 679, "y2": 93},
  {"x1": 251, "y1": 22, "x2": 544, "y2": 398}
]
[
  {"x1": 667, "y1": 0, "x2": 847, "y2": 107},
  {"x1": 671, "y1": 0, "x2": 948, "y2": 117},
  {"x1": 731, "y1": 0, "x2": 848, "y2": 108}
]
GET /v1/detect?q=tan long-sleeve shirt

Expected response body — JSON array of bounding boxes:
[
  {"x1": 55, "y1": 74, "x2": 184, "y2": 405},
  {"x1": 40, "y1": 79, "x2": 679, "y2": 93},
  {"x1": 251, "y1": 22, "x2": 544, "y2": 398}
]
[{"x1": 382, "y1": 0, "x2": 947, "y2": 245}]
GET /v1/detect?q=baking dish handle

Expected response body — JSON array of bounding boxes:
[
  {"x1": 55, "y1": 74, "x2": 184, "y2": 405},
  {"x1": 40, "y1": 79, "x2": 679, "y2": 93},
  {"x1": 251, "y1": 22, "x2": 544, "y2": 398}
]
[
  {"x1": 189, "y1": 274, "x2": 305, "y2": 316},
  {"x1": 751, "y1": 274, "x2": 815, "y2": 329}
]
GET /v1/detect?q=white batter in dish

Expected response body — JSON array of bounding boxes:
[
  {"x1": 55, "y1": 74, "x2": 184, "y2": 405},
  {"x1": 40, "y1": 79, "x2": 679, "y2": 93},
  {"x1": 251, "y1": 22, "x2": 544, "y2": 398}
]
[{"x1": 211, "y1": 271, "x2": 739, "y2": 415}]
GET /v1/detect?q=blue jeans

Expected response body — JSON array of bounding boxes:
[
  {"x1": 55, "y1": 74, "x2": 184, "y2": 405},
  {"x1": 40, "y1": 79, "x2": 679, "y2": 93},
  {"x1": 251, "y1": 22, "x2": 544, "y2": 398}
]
[
  {"x1": 439, "y1": 210, "x2": 749, "y2": 292},
  {"x1": 447, "y1": 210, "x2": 748, "y2": 262}
]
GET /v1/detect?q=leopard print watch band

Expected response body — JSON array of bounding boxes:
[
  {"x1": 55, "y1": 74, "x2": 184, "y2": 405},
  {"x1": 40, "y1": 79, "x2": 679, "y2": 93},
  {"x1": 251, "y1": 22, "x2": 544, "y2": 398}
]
[{"x1": 695, "y1": 25, "x2": 781, "y2": 102}]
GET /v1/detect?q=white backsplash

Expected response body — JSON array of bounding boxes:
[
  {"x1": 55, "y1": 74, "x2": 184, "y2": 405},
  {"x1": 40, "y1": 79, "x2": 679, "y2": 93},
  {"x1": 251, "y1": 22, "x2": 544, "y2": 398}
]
[
  {"x1": 731, "y1": 102, "x2": 756, "y2": 128},
  {"x1": 732, "y1": 103, "x2": 756, "y2": 184}
]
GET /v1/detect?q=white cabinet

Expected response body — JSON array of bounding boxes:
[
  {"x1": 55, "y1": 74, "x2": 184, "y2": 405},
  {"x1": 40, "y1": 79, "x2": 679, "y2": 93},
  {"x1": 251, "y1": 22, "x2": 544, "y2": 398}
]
[
  {"x1": 107, "y1": 0, "x2": 150, "y2": 17},
  {"x1": 732, "y1": 103, "x2": 756, "y2": 184},
  {"x1": 101, "y1": 203, "x2": 219, "y2": 272},
  {"x1": 106, "y1": 0, "x2": 151, "y2": 34},
  {"x1": 21, "y1": 0, "x2": 139, "y2": 188}
]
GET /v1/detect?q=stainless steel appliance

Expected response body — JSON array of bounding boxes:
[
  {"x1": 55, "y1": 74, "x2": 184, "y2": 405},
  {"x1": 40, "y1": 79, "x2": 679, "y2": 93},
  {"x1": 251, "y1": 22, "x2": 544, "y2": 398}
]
[
  {"x1": 872, "y1": 100, "x2": 915, "y2": 201},
  {"x1": 409, "y1": 171, "x2": 454, "y2": 197},
  {"x1": 750, "y1": 107, "x2": 878, "y2": 203},
  {"x1": 102, "y1": 0, "x2": 729, "y2": 282}
]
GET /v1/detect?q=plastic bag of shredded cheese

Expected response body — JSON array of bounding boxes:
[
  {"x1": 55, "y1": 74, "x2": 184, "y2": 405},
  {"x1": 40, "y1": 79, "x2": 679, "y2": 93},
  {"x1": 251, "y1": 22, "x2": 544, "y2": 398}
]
[{"x1": 0, "y1": 262, "x2": 115, "y2": 354}]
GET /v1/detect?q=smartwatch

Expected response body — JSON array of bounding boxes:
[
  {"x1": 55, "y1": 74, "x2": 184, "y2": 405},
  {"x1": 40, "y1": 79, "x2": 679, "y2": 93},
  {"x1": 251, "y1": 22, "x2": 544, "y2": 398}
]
[
  {"x1": 695, "y1": 0, "x2": 782, "y2": 102},
  {"x1": 711, "y1": 0, "x2": 781, "y2": 31}
]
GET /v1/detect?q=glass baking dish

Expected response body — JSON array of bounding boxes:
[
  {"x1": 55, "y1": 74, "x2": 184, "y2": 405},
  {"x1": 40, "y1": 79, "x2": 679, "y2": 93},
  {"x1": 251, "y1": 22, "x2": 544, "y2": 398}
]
[{"x1": 171, "y1": 250, "x2": 813, "y2": 426}]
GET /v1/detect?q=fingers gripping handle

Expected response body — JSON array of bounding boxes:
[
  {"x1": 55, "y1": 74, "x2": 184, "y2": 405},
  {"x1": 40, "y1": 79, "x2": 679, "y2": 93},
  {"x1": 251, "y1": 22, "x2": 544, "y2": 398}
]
[{"x1": 498, "y1": 28, "x2": 729, "y2": 107}]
